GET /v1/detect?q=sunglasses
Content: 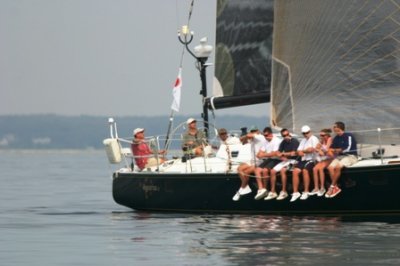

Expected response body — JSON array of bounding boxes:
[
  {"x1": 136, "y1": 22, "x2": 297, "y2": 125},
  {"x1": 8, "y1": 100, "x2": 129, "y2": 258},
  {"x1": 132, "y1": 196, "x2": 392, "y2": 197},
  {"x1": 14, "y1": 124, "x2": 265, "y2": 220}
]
[
  {"x1": 302, "y1": 131, "x2": 310, "y2": 135},
  {"x1": 281, "y1": 134, "x2": 289, "y2": 137},
  {"x1": 320, "y1": 134, "x2": 327, "y2": 137}
]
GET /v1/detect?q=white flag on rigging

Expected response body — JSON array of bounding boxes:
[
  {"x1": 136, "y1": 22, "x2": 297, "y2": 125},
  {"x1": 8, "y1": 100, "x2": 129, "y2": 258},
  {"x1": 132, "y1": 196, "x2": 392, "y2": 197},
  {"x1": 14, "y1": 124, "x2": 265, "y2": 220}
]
[{"x1": 171, "y1": 68, "x2": 182, "y2": 112}]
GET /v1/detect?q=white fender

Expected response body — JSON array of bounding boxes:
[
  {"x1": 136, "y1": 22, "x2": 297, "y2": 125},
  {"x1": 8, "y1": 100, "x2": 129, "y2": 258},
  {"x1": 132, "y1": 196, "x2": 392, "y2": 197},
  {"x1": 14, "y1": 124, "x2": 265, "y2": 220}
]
[{"x1": 103, "y1": 138, "x2": 122, "y2": 164}]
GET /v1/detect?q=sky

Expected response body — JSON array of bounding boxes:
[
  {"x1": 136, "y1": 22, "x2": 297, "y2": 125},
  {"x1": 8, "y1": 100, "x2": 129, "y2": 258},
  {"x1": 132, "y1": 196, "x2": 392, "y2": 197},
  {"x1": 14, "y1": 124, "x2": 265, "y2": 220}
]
[{"x1": 0, "y1": 0, "x2": 269, "y2": 118}]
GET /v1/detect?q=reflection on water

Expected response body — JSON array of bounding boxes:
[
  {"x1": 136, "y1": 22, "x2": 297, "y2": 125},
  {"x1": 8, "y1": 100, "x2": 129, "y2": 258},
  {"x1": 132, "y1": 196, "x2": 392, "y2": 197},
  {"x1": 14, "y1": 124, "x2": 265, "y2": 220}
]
[
  {"x1": 1, "y1": 150, "x2": 399, "y2": 265},
  {"x1": 110, "y1": 212, "x2": 400, "y2": 265}
]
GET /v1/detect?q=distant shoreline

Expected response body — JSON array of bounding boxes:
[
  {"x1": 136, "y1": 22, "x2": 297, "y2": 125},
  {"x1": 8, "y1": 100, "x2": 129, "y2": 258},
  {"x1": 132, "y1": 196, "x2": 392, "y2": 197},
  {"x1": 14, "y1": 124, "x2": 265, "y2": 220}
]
[{"x1": 0, "y1": 114, "x2": 269, "y2": 149}]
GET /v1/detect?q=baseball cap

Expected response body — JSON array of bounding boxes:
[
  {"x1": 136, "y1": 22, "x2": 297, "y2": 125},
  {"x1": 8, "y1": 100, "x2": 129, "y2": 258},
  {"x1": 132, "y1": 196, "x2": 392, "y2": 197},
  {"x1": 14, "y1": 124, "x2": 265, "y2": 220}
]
[
  {"x1": 301, "y1": 125, "x2": 311, "y2": 133},
  {"x1": 133, "y1": 128, "x2": 144, "y2": 136},
  {"x1": 249, "y1": 125, "x2": 259, "y2": 132},
  {"x1": 186, "y1": 118, "x2": 196, "y2": 125}
]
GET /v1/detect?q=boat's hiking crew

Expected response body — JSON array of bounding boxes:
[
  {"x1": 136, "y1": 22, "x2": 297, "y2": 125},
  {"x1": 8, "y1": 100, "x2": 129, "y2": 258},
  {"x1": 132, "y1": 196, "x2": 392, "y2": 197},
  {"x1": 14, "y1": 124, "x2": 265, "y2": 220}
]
[
  {"x1": 131, "y1": 128, "x2": 165, "y2": 170},
  {"x1": 326, "y1": 121, "x2": 358, "y2": 198},
  {"x1": 253, "y1": 127, "x2": 282, "y2": 200},
  {"x1": 231, "y1": 121, "x2": 358, "y2": 202},
  {"x1": 290, "y1": 125, "x2": 320, "y2": 202},
  {"x1": 182, "y1": 118, "x2": 208, "y2": 157},
  {"x1": 232, "y1": 126, "x2": 266, "y2": 201},
  {"x1": 268, "y1": 128, "x2": 300, "y2": 201},
  {"x1": 311, "y1": 128, "x2": 334, "y2": 197}
]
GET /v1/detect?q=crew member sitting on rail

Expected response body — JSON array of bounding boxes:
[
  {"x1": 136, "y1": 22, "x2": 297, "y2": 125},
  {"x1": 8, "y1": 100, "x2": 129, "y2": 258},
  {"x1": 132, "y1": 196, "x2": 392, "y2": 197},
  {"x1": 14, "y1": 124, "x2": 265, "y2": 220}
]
[
  {"x1": 325, "y1": 121, "x2": 358, "y2": 198},
  {"x1": 232, "y1": 126, "x2": 266, "y2": 201},
  {"x1": 253, "y1": 127, "x2": 282, "y2": 200}
]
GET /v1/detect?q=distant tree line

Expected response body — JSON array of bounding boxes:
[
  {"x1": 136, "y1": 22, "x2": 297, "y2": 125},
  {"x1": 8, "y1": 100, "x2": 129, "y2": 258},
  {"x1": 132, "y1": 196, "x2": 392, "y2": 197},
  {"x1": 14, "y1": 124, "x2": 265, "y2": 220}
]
[{"x1": 0, "y1": 114, "x2": 268, "y2": 149}]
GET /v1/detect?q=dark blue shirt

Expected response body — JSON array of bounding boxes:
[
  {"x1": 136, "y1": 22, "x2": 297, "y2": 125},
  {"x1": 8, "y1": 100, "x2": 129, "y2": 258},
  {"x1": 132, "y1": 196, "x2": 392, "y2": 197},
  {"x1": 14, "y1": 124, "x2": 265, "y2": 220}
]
[
  {"x1": 331, "y1": 132, "x2": 357, "y2": 156},
  {"x1": 279, "y1": 137, "x2": 300, "y2": 159}
]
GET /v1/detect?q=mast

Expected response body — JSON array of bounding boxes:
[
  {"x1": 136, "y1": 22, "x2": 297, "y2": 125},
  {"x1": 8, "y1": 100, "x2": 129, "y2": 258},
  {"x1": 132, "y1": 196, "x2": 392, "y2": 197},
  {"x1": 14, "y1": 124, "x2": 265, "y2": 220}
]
[
  {"x1": 198, "y1": 56, "x2": 210, "y2": 137},
  {"x1": 178, "y1": 27, "x2": 213, "y2": 138}
]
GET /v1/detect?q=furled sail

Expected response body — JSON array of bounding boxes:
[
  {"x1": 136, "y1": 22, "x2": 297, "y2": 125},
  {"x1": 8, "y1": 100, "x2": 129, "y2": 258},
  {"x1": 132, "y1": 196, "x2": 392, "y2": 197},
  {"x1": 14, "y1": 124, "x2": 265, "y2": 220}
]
[
  {"x1": 208, "y1": 0, "x2": 274, "y2": 110},
  {"x1": 271, "y1": 0, "x2": 400, "y2": 144}
]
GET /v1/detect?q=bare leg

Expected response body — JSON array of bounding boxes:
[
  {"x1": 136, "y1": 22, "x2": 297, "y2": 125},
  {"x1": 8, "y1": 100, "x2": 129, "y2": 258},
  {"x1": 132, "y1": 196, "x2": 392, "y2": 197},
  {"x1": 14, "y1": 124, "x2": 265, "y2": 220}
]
[
  {"x1": 303, "y1": 169, "x2": 310, "y2": 193},
  {"x1": 270, "y1": 169, "x2": 276, "y2": 193},
  {"x1": 245, "y1": 166, "x2": 255, "y2": 187},
  {"x1": 254, "y1": 167, "x2": 264, "y2": 190},
  {"x1": 292, "y1": 168, "x2": 301, "y2": 193},
  {"x1": 312, "y1": 163, "x2": 320, "y2": 191},
  {"x1": 262, "y1": 168, "x2": 269, "y2": 190},
  {"x1": 331, "y1": 166, "x2": 342, "y2": 186},
  {"x1": 319, "y1": 161, "x2": 329, "y2": 189},
  {"x1": 280, "y1": 168, "x2": 287, "y2": 192},
  {"x1": 238, "y1": 164, "x2": 251, "y2": 188},
  {"x1": 327, "y1": 165, "x2": 335, "y2": 186}
]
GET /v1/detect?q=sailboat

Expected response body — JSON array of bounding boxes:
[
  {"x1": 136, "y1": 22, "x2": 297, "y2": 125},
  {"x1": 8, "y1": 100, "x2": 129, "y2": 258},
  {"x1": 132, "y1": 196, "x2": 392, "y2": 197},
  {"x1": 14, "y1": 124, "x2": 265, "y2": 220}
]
[{"x1": 104, "y1": 0, "x2": 400, "y2": 214}]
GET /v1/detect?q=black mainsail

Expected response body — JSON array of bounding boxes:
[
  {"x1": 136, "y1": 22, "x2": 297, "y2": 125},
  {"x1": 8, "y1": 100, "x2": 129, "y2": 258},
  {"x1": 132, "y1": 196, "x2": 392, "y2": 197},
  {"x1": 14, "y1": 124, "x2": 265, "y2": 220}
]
[{"x1": 207, "y1": 0, "x2": 274, "y2": 110}]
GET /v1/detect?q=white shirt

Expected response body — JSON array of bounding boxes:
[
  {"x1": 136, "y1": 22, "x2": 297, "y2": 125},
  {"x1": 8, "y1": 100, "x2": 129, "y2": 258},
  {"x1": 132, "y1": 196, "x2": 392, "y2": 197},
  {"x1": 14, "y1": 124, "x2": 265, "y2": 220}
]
[
  {"x1": 250, "y1": 134, "x2": 267, "y2": 165},
  {"x1": 222, "y1": 136, "x2": 241, "y2": 146},
  {"x1": 261, "y1": 136, "x2": 282, "y2": 154},
  {"x1": 216, "y1": 136, "x2": 242, "y2": 160},
  {"x1": 297, "y1": 135, "x2": 319, "y2": 161}
]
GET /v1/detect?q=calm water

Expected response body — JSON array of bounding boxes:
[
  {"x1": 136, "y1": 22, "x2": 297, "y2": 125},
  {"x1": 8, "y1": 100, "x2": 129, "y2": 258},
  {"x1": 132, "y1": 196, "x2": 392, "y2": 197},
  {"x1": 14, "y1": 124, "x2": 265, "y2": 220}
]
[{"x1": 1, "y1": 150, "x2": 400, "y2": 265}]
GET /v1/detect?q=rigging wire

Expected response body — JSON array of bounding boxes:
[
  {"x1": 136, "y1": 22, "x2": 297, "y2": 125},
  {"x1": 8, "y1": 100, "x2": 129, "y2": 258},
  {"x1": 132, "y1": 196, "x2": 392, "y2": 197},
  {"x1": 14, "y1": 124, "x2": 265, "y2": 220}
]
[{"x1": 165, "y1": 0, "x2": 196, "y2": 152}]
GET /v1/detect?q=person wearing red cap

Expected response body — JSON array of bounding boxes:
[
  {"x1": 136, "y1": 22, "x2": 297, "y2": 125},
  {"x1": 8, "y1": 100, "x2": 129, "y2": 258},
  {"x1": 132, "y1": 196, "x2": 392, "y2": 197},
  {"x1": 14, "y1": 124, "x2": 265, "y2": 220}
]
[{"x1": 131, "y1": 128, "x2": 165, "y2": 170}]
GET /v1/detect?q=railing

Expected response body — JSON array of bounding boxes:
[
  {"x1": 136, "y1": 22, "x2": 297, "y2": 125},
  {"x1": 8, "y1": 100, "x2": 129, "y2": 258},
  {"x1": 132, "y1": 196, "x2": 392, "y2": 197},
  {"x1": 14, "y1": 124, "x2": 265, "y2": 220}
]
[
  {"x1": 352, "y1": 127, "x2": 400, "y2": 163},
  {"x1": 104, "y1": 118, "x2": 400, "y2": 172},
  {"x1": 104, "y1": 118, "x2": 230, "y2": 172}
]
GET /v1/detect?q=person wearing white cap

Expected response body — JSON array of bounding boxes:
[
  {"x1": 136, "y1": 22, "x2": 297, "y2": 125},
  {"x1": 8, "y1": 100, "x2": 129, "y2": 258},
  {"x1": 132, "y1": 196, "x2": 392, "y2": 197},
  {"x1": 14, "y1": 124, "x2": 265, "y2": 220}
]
[
  {"x1": 131, "y1": 128, "x2": 165, "y2": 170},
  {"x1": 290, "y1": 125, "x2": 320, "y2": 202},
  {"x1": 182, "y1": 118, "x2": 207, "y2": 157}
]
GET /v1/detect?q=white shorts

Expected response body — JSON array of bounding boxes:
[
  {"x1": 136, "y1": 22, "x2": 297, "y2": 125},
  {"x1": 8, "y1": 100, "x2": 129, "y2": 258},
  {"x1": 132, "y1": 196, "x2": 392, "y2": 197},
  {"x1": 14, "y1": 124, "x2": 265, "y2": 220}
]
[
  {"x1": 330, "y1": 155, "x2": 358, "y2": 168},
  {"x1": 273, "y1": 159, "x2": 297, "y2": 172},
  {"x1": 145, "y1": 157, "x2": 161, "y2": 168}
]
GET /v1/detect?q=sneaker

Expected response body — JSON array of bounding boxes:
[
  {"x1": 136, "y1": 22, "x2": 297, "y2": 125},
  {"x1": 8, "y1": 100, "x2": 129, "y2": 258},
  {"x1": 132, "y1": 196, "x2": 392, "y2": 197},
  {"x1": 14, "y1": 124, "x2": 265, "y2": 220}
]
[
  {"x1": 232, "y1": 191, "x2": 241, "y2": 201},
  {"x1": 239, "y1": 185, "x2": 252, "y2": 195},
  {"x1": 290, "y1": 192, "x2": 301, "y2": 202},
  {"x1": 317, "y1": 188, "x2": 326, "y2": 197},
  {"x1": 254, "y1": 189, "x2": 267, "y2": 200},
  {"x1": 265, "y1": 191, "x2": 278, "y2": 200},
  {"x1": 277, "y1": 191, "x2": 288, "y2": 200},
  {"x1": 330, "y1": 185, "x2": 341, "y2": 198},
  {"x1": 325, "y1": 186, "x2": 334, "y2": 198},
  {"x1": 300, "y1": 192, "x2": 309, "y2": 200},
  {"x1": 309, "y1": 189, "x2": 319, "y2": 196}
]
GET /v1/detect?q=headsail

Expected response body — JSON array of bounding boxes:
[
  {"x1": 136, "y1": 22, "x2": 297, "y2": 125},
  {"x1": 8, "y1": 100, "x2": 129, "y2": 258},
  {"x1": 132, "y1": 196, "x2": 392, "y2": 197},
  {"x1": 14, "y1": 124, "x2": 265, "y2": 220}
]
[
  {"x1": 271, "y1": 0, "x2": 400, "y2": 144},
  {"x1": 208, "y1": 0, "x2": 274, "y2": 110}
]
